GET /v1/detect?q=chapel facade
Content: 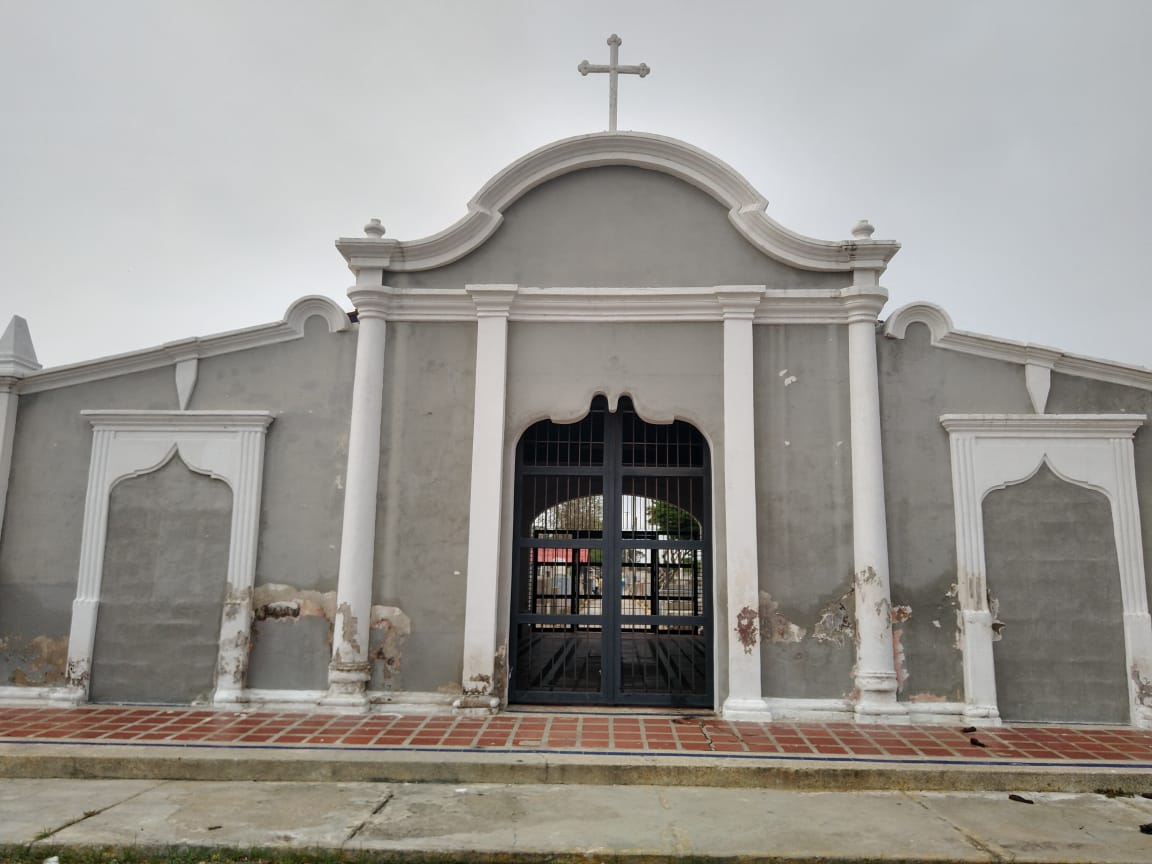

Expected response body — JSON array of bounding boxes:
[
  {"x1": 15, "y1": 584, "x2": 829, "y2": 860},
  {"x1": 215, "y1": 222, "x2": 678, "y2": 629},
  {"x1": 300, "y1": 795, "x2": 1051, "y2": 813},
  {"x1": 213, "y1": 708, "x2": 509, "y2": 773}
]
[{"x1": 1, "y1": 131, "x2": 1150, "y2": 728}]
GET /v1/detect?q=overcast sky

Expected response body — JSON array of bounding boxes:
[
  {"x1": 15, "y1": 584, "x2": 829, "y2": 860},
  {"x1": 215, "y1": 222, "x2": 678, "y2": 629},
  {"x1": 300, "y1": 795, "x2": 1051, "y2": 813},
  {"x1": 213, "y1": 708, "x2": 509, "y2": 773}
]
[{"x1": 2, "y1": 1, "x2": 1150, "y2": 369}]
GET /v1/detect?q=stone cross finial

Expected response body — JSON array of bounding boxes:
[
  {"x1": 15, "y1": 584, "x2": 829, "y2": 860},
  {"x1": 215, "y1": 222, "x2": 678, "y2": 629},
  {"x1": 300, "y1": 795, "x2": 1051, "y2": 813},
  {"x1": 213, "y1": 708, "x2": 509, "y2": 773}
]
[{"x1": 578, "y1": 34, "x2": 650, "y2": 132}]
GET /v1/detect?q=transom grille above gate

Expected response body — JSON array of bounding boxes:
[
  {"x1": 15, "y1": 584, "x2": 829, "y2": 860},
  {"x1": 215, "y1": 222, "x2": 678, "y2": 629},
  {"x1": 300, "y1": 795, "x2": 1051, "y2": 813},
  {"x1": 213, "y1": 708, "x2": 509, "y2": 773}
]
[{"x1": 510, "y1": 396, "x2": 713, "y2": 706}]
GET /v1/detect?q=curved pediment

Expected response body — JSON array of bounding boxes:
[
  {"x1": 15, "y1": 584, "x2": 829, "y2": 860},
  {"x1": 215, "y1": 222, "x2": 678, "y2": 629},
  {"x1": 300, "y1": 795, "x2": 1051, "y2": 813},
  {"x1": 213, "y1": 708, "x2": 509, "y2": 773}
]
[{"x1": 337, "y1": 132, "x2": 900, "y2": 274}]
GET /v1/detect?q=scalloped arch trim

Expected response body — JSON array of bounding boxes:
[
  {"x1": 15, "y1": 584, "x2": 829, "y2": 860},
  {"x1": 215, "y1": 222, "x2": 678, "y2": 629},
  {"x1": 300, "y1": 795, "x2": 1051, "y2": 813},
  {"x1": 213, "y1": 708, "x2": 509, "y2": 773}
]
[{"x1": 338, "y1": 132, "x2": 900, "y2": 273}]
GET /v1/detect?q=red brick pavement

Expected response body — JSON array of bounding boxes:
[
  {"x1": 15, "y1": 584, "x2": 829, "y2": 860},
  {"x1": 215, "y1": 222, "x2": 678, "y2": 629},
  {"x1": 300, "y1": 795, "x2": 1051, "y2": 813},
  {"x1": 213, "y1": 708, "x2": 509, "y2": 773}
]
[{"x1": 2, "y1": 706, "x2": 1151, "y2": 764}]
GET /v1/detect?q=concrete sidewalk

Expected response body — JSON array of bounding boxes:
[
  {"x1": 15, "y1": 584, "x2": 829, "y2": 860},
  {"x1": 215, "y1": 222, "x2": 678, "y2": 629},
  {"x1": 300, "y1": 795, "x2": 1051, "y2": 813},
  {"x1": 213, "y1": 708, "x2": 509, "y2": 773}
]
[{"x1": 4, "y1": 778, "x2": 1152, "y2": 862}]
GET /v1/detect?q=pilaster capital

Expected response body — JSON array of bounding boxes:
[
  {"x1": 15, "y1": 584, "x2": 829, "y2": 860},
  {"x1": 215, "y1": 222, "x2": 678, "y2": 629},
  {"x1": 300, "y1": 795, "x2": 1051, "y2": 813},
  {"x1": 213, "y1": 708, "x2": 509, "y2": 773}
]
[
  {"x1": 714, "y1": 285, "x2": 765, "y2": 320},
  {"x1": 840, "y1": 286, "x2": 889, "y2": 324},
  {"x1": 466, "y1": 284, "x2": 519, "y2": 318},
  {"x1": 348, "y1": 285, "x2": 399, "y2": 321}
]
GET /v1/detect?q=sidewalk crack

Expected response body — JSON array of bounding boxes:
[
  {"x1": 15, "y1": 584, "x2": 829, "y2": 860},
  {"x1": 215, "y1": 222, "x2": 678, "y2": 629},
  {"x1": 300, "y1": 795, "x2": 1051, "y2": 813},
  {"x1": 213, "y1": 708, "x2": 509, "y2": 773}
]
[
  {"x1": 697, "y1": 719, "x2": 716, "y2": 751},
  {"x1": 345, "y1": 789, "x2": 393, "y2": 843},
  {"x1": 903, "y1": 792, "x2": 1009, "y2": 862},
  {"x1": 29, "y1": 779, "x2": 167, "y2": 846}
]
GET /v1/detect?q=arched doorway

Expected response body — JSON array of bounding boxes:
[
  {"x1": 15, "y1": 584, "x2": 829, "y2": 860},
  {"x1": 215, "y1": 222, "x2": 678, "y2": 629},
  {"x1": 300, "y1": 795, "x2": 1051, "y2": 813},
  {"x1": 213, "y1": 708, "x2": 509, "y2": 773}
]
[{"x1": 509, "y1": 396, "x2": 713, "y2": 706}]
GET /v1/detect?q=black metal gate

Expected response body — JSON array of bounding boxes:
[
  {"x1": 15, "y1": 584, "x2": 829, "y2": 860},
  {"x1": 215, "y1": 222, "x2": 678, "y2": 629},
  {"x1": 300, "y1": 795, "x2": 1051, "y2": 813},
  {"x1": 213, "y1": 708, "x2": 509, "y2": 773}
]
[{"x1": 509, "y1": 396, "x2": 712, "y2": 706}]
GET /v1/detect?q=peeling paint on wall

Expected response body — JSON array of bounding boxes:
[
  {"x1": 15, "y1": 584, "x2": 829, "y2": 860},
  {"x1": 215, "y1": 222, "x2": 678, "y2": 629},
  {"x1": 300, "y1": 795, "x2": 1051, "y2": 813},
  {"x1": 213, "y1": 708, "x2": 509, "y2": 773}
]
[
  {"x1": 252, "y1": 583, "x2": 336, "y2": 620},
  {"x1": 890, "y1": 605, "x2": 912, "y2": 693},
  {"x1": 734, "y1": 605, "x2": 759, "y2": 653},
  {"x1": 1131, "y1": 665, "x2": 1152, "y2": 707},
  {"x1": 758, "y1": 592, "x2": 806, "y2": 643},
  {"x1": 812, "y1": 588, "x2": 855, "y2": 647},
  {"x1": 369, "y1": 604, "x2": 410, "y2": 683},
  {"x1": 0, "y1": 635, "x2": 68, "y2": 686},
  {"x1": 987, "y1": 590, "x2": 1005, "y2": 641}
]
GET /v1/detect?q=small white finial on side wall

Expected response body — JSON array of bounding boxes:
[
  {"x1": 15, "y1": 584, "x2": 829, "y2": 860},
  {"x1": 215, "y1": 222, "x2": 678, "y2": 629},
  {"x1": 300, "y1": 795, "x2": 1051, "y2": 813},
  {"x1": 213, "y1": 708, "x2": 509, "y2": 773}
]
[
  {"x1": 851, "y1": 219, "x2": 875, "y2": 240},
  {"x1": 0, "y1": 316, "x2": 41, "y2": 378},
  {"x1": 364, "y1": 218, "x2": 386, "y2": 239}
]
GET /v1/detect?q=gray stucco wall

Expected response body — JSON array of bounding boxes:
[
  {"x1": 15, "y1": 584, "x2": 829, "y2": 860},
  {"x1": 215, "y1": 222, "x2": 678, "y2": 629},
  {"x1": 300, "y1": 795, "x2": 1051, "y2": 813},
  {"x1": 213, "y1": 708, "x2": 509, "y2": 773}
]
[
  {"x1": 385, "y1": 167, "x2": 848, "y2": 293},
  {"x1": 504, "y1": 321, "x2": 726, "y2": 702},
  {"x1": 1046, "y1": 371, "x2": 1152, "y2": 612},
  {"x1": 0, "y1": 366, "x2": 175, "y2": 687},
  {"x1": 0, "y1": 312, "x2": 356, "y2": 692},
  {"x1": 753, "y1": 324, "x2": 855, "y2": 699},
  {"x1": 90, "y1": 458, "x2": 231, "y2": 704},
  {"x1": 984, "y1": 464, "x2": 1128, "y2": 724},
  {"x1": 877, "y1": 323, "x2": 1030, "y2": 703},
  {"x1": 190, "y1": 315, "x2": 356, "y2": 690},
  {"x1": 372, "y1": 321, "x2": 477, "y2": 694}
]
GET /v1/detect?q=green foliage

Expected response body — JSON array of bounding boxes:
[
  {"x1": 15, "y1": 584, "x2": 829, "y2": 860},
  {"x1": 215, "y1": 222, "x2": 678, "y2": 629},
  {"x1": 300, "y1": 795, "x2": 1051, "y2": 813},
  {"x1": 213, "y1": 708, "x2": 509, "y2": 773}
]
[{"x1": 646, "y1": 499, "x2": 699, "y2": 539}]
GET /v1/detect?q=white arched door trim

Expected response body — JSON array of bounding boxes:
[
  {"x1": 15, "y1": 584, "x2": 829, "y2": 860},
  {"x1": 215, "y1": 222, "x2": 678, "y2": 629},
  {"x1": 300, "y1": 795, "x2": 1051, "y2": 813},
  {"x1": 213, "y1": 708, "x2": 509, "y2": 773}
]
[
  {"x1": 941, "y1": 414, "x2": 1152, "y2": 728},
  {"x1": 65, "y1": 410, "x2": 273, "y2": 704}
]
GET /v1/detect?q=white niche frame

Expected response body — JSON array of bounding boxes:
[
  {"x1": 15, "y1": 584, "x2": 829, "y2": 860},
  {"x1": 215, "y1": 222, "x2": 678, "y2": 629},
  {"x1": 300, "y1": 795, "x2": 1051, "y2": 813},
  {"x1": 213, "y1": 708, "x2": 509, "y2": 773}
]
[
  {"x1": 65, "y1": 410, "x2": 274, "y2": 704},
  {"x1": 941, "y1": 414, "x2": 1152, "y2": 728}
]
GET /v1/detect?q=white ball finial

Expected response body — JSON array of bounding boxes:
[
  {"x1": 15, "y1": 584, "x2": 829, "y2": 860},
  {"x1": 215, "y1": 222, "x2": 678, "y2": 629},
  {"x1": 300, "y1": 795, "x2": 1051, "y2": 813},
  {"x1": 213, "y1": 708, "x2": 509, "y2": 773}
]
[
  {"x1": 851, "y1": 219, "x2": 875, "y2": 240},
  {"x1": 364, "y1": 218, "x2": 386, "y2": 239}
]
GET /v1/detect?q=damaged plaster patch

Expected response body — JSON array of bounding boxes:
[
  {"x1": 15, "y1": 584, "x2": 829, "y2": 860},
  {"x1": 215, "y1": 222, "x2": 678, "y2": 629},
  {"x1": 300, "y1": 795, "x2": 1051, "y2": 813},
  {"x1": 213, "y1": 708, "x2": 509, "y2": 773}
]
[
  {"x1": 252, "y1": 583, "x2": 336, "y2": 620},
  {"x1": 813, "y1": 588, "x2": 855, "y2": 648},
  {"x1": 734, "y1": 606, "x2": 759, "y2": 653},
  {"x1": 336, "y1": 601, "x2": 361, "y2": 654},
  {"x1": 369, "y1": 604, "x2": 411, "y2": 683},
  {"x1": 1, "y1": 635, "x2": 68, "y2": 686},
  {"x1": 463, "y1": 672, "x2": 493, "y2": 697},
  {"x1": 759, "y1": 592, "x2": 806, "y2": 643},
  {"x1": 1131, "y1": 665, "x2": 1152, "y2": 706},
  {"x1": 987, "y1": 590, "x2": 1005, "y2": 641},
  {"x1": 891, "y1": 605, "x2": 912, "y2": 693}
]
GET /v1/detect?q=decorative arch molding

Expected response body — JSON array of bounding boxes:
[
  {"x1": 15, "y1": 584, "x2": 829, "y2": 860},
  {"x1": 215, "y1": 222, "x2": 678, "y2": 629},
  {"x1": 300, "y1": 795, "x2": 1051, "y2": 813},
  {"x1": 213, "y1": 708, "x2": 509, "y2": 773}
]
[
  {"x1": 336, "y1": 132, "x2": 901, "y2": 274},
  {"x1": 940, "y1": 413, "x2": 1152, "y2": 728},
  {"x1": 65, "y1": 410, "x2": 274, "y2": 705},
  {"x1": 283, "y1": 294, "x2": 352, "y2": 335},
  {"x1": 882, "y1": 302, "x2": 954, "y2": 343}
]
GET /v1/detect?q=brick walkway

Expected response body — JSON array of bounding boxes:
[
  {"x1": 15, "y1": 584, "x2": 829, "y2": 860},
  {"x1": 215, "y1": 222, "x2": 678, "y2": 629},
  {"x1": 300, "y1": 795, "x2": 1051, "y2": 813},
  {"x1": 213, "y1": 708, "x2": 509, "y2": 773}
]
[{"x1": 2, "y1": 705, "x2": 1152, "y2": 765}]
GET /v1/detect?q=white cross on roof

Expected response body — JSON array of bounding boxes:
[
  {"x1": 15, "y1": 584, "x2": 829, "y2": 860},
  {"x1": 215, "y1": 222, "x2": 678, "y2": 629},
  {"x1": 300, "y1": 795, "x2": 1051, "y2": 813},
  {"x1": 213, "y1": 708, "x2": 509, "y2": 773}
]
[{"x1": 578, "y1": 34, "x2": 650, "y2": 132}]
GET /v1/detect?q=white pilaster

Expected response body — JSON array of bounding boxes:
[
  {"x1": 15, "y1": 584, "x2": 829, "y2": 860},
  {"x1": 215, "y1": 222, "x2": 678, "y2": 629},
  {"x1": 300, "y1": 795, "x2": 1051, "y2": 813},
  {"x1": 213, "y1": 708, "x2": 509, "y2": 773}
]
[
  {"x1": 715, "y1": 286, "x2": 770, "y2": 721},
  {"x1": 843, "y1": 274, "x2": 907, "y2": 722},
  {"x1": 325, "y1": 284, "x2": 392, "y2": 706},
  {"x1": 456, "y1": 285, "x2": 518, "y2": 713}
]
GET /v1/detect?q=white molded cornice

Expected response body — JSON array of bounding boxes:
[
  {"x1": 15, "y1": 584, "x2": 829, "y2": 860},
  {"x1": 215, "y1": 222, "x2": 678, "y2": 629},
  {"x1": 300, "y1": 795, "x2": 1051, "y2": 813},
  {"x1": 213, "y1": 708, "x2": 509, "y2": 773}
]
[
  {"x1": 336, "y1": 132, "x2": 901, "y2": 275},
  {"x1": 83, "y1": 410, "x2": 275, "y2": 432},
  {"x1": 18, "y1": 295, "x2": 350, "y2": 395},
  {"x1": 377, "y1": 285, "x2": 864, "y2": 324},
  {"x1": 885, "y1": 301, "x2": 1152, "y2": 393},
  {"x1": 940, "y1": 414, "x2": 1146, "y2": 438}
]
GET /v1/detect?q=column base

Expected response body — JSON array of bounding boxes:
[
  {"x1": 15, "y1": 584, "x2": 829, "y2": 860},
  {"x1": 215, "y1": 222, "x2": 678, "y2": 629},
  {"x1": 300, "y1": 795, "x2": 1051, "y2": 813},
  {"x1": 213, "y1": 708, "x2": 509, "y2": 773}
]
[
  {"x1": 721, "y1": 697, "x2": 773, "y2": 722},
  {"x1": 853, "y1": 677, "x2": 910, "y2": 724},
  {"x1": 452, "y1": 695, "x2": 500, "y2": 716},
  {"x1": 962, "y1": 703, "x2": 1003, "y2": 726},
  {"x1": 1134, "y1": 705, "x2": 1152, "y2": 730},
  {"x1": 321, "y1": 661, "x2": 371, "y2": 710}
]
